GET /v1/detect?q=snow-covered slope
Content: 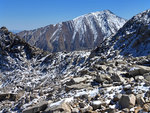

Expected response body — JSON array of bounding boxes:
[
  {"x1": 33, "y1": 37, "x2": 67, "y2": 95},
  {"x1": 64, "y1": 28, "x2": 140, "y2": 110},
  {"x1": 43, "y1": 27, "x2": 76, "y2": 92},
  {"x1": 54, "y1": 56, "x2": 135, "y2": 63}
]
[
  {"x1": 1, "y1": 22, "x2": 150, "y2": 112},
  {"x1": 0, "y1": 27, "x2": 91, "y2": 111},
  {"x1": 0, "y1": 27, "x2": 47, "y2": 87},
  {"x1": 0, "y1": 27, "x2": 90, "y2": 88},
  {"x1": 91, "y1": 9, "x2": 150, "y2": 58},
  {"x1": 17, "y1": 10, "x2": 126, "y2": 52}
]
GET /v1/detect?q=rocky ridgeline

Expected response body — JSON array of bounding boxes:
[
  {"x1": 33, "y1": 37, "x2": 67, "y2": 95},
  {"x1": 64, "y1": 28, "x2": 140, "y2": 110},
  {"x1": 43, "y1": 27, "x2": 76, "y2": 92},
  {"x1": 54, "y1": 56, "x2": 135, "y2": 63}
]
[
  {"x1": 0, "y1": 9, "x2": 150, "y2": 113},
  {"x1": 0, "y1": 26, "x2": 47, "y2": 71},
  {"x1": 91, "y1": 9, "x2": 150, "y2": 58}
]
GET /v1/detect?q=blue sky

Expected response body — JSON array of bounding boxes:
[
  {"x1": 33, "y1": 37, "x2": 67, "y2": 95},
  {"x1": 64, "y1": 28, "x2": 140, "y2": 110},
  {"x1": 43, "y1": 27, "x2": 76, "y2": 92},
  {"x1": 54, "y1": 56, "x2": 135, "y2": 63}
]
[{"x1": 0, "y1": 0, "x2": 150, "y2": 30}]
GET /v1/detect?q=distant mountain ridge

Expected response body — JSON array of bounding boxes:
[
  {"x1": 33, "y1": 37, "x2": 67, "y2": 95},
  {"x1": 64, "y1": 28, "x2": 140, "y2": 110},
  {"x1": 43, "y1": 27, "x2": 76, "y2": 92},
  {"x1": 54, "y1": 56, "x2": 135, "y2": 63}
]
[
  {"x1": 91, "y1": 9, "x2": 150, "y2": 58},
  {"x1": 17, "y1": 10, "x2": 127, "y2": 52}
]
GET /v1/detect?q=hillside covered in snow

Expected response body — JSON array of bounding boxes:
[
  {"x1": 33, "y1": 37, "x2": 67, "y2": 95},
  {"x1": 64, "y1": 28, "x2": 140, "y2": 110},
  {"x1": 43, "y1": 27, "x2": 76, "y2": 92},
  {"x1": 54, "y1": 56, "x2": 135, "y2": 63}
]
[
  {"x1": 91, "y1": 9, "x2": 150, "y2": 58},
  {"x1": 0, "y1": 9, "x2": 150, "y2": 113}
]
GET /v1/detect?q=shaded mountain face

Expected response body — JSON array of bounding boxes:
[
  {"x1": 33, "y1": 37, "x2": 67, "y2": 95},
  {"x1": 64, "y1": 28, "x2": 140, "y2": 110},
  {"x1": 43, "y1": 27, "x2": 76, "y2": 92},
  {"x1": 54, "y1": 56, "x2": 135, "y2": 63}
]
[
  {"x1": 17, "y1": 10, "x2": 126, "y2": 52},
  {"x1": 91, "y1": 9, "x2": 150, "y2": 58},
  {"x1": 0, "y1": 27, "x2": 47, "y2": 72}
]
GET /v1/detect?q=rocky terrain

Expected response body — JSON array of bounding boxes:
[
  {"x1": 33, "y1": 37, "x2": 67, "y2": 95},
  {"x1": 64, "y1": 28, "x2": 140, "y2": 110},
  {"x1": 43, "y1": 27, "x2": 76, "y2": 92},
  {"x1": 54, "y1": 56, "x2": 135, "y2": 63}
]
[
  {"x1": 0, "y1": 9, "x2": 150, "y2": 113},
  {"x1": 17, "y1": 10, "x2": 126, "y2": 52}
]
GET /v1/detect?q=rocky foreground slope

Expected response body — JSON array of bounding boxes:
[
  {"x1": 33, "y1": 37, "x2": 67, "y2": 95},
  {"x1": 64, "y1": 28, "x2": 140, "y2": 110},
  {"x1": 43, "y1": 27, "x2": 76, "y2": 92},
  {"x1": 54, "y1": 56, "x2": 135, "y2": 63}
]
[
  {"x1": 0, "y1": 9, "x2": 150, "y2": 113},
  {"x1": 17, "y1": 10, "x2": 126, "y2": 52}
]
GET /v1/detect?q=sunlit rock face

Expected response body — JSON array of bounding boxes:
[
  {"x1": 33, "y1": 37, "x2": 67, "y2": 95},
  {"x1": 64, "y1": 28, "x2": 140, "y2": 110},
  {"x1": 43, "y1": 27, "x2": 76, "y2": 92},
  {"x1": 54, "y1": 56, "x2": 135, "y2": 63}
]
[{"x1": 18, "y1": 10, "x2": 126, "y2": 52}]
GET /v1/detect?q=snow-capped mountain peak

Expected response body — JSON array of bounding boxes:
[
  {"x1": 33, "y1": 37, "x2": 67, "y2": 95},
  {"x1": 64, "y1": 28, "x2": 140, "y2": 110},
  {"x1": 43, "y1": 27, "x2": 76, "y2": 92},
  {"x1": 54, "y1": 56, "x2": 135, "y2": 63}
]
[
  {"x1": 91, "y1": 9, "x2": 150, "y2": 58},
  {"x1": 73, "y1": 10, "x2": 126, "y2": 36},
  {"x1": 17, "y1": 10, "x2": 127, "y2": 52}
]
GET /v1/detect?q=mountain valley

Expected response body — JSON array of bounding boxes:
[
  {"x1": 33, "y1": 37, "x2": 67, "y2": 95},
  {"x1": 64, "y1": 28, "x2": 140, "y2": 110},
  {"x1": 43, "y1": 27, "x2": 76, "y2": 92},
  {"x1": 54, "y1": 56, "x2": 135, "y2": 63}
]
[{"x1": 0, "y1": 9, "x2": 150, "y2": 113}]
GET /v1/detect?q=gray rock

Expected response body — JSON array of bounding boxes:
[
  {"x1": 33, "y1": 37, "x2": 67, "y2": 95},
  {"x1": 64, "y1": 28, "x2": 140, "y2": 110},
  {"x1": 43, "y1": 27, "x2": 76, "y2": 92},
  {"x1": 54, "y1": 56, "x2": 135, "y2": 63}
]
[
  {"x1": 91, "y1": 100, "x2": 102, "y2": 110},
  {"x1": 136, "y1": 94, "x2": 145, "y2": 107},
  {"x1": 113, "y1": 82, "x2": 122, "y2": 86},
  {"x1": 119, "y1": 94, "x2": 136, "y2": 109},
  {"x1": 111, "y1": 74, "x2": 125, "y2": 82},
  {"x1": 80, "y1": 106, "x2": 93, "y2": 112},
  {"x1": 123, "y1": 84, "x2": 131, "y2": 91},
  {"x1": 71, "y1": 108, "x2": 79, "y2": 113},
  {"x1": 102, "y1": 83, "x2": 113, "y2": 87},
  {"x1": 44, "y1": 100, "x2": 71, "y2": 113},
  {"x1": 65, "y1": 77, "x2": 87, "y2": 86},
  {"x1": 113, "y1": 93, "x2": 122, "y2": 102},
  {"x1": 144, "y1": 73, "x2": 150, "y2": 81},
  {"x1": 95, "y1": 65, "x2": 107, "y2": 71},
  {"x1": 122, "y1": 108, "x2": 129, "y2": 112},
  {"x1": 143, "y1": 103, "x2": 150, "y2": 112},
  {"x1": 65, "y1": 83, "x2": 90, "y2": 92},
  {"x1": 79, "y1": 70, "x2": 90, "y2": 76},
  {"x1": 95, "y1": 74, "x2": 111, "y2": 83},
  {"x1": 129, "y1": 65, "x2": 150, "y2": 76},
  {"x1": 135, "y1": 76, "x2": 144, "y2": 81},
  {"x1": 145, "y1": 76, "x2": 150, "y2": 81},
  {"x1": 145, "y1": 90, "x2": 150, "y2": 97},
  {"x1": 23, "y1": 101, "x2": 48, "y2": 113}
]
